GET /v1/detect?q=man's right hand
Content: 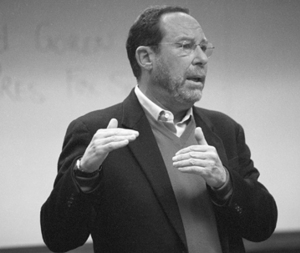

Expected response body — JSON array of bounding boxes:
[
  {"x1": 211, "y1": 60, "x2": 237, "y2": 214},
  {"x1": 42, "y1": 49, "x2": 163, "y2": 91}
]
[{"x1": 80, "y1": 118, "x2": 139, "y2": 173}]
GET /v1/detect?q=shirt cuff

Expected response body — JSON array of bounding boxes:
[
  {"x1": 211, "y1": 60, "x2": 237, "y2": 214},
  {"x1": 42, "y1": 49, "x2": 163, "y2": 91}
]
[
  {"x1": 210, "y1": 168, "x2": 233, "y2": 205},
  {"x1": 72, "y1": 166, "x2": 101, "y2": 193}
]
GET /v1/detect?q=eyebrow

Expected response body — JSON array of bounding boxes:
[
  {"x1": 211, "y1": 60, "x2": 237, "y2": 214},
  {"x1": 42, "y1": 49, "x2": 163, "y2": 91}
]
[{"x1": 176, "y1": 36, "x2": 208, "y2": 44}]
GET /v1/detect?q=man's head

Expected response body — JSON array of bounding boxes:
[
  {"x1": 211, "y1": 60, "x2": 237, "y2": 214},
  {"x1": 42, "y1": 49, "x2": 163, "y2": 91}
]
[
  {"x1": 126, "y1": 5, "x2": 189, "y2": 80},
  {"x1": 127, "y1": 5, "x2": 213, "y2": 112}
]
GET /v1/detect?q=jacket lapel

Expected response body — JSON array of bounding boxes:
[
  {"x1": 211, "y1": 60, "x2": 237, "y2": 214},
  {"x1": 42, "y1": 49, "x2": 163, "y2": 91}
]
[
  {"x1": 193, "y1": 107, "x2": 229, "y2": 168},
  {"x1": 121, "y1": 90, "x2": 187, "y2": 247}
]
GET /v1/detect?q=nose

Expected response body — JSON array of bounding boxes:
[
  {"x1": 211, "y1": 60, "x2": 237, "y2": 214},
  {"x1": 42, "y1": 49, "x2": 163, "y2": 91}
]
[{"x1": 192, "y1": 45, "x2": 208, "y2": 66}]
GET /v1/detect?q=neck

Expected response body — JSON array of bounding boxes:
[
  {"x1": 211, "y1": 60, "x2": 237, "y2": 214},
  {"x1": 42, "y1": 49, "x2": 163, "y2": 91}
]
[
  {"x1": 173, "y1": 108, "x2": 191, "y2": 123},
  {"x1": 138, "y1": 84, "x2": 192, "y2": 123}
]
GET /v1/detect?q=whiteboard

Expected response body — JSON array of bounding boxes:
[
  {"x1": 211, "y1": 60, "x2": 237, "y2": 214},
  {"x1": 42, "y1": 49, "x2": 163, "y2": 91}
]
[{"x1": 1, "y1": 0, "x2": 300, "y2": 248}]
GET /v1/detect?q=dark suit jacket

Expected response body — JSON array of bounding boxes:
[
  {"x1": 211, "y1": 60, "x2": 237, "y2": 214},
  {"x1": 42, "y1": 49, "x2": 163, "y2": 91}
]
[{"x1": 41, "y1": 89, "x2": 277, "y2": 253}]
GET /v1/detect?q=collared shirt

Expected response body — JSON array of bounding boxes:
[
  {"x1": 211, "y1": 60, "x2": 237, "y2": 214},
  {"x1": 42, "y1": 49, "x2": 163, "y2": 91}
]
[{"x1": 134, "y1": 86, "x2": 192, "y2": 137}]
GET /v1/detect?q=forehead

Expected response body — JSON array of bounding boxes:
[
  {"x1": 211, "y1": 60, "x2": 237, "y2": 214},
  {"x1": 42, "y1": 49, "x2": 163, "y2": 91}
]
[{"x1": 159, "y1": 12, "x2": 206, "y2": 42}]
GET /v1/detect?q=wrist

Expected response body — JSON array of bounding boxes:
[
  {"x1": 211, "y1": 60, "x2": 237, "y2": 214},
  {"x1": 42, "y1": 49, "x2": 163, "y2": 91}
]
[
  {"x1": 212, "y1": 168, "x2": 232, "y2": 199},
  {"x1": 74, "y1": 158, "x2": 101, "y2": 178}
]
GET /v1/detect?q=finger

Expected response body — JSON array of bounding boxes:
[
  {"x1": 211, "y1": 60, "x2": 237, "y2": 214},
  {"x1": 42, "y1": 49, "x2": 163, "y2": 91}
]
[
  {"x1": 173, "y1": 158, "x2": 210, "y2": 171},
  {"x1": 107, "y1": 118, "x2": 118, "y2": 129},
  {"x1": 90, "y1": 136, "x2": 133, "y2": 157},
  {"x1": 177, "y1": 166, "x2": 203, "y2": 173},
  {"x1": 102, "y1": 139, "x2": 131, "y2": 153},
  {"x1": 175, "y1": 145, "x2": 206, "y2": 156},
  {"x1": 106, "y1": 118, "x2": 139, "y2": 138},
  {"x1": 195, "y1": 127, "x2": 208, "y2": 145},
  {"x1": 173, "y1": 151, "x2": 206, "y2": 162},
  {"x1": 95, "y1": 134, "x2": 138, "y2": 147},
  {"x1": 93, "y1": 130, "x2": 139, "y2": 146}
]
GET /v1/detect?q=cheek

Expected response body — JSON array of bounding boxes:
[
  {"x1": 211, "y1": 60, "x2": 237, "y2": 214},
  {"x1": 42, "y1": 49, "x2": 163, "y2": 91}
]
[
  {"x1": 170, "y1": 61, "x2": 191, "y2": 78},
  {"x1": 157, "y1": 54, "x2": 192, "y2": 80}
]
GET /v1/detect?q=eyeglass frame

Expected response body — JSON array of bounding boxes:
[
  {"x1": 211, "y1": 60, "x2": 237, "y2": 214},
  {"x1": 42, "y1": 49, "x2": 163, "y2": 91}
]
[{"x1": 152, "y1": 40, "x2": 215, "y2": 58}]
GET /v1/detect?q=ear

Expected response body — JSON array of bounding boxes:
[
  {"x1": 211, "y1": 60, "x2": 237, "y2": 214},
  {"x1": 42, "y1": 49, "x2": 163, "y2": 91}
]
[{"x1": 135, "y1": 46, "x2": 155, "y2": 71}]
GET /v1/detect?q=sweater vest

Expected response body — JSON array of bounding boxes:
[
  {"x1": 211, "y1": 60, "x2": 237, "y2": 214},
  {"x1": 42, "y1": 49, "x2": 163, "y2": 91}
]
[{"x1": 146, "y1": 112, "x2": 222, "y2": 253}]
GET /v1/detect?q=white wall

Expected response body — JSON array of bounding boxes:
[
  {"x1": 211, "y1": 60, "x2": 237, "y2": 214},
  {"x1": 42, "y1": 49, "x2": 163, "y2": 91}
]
[{"x1": 1, "y1": 0, "x2": 299, "y2": 248}]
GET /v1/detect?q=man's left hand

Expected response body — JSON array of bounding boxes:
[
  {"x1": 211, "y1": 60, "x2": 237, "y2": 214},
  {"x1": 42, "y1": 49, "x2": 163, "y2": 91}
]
[{"x1": 172, "y1": 127, "x2": 226, "y2": 189}]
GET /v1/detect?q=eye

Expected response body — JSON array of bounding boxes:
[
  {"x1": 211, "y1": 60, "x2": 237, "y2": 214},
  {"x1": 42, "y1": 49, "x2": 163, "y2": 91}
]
[
  {"x1": 200, "y1": 44, "x2": 208, "y2": 52},
  {"x1": 180, "y1": 42, "x2": 194, "y2": 50}
]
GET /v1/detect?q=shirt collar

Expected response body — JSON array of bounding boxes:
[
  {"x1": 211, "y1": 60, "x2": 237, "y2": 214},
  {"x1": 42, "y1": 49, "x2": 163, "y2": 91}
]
[{"x1": 134, "y1": 86, "x2": 193, "y2": 124}]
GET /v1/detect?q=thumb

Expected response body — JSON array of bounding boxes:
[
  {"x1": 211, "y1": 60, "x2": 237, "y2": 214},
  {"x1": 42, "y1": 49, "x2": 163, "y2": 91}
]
[
  {"x1": 195, "y1": 127, "x2": 208, "y2": 145},
  {"x1": 107, "y1": 118, "x2": 118, "y2": 129}
]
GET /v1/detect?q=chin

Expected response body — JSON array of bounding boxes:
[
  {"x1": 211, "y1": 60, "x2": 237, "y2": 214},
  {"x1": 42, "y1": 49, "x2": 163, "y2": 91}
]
[{"x1": 177, "y1": 90, "x2": 202, "y2": 105}]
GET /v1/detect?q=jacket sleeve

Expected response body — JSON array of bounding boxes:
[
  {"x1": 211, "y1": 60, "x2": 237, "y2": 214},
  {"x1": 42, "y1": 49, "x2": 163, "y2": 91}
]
[
  {"x1": 213, "y1": 122, "x2": 278, "y2": 243},
  {"x1": 40, "y1": 119, "x2": 102, "y2": 252}
]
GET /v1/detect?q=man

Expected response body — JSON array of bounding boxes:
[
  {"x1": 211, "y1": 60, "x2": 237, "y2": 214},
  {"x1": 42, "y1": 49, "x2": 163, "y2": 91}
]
[{"x1": 41, "y1": 5, "x2": 277, "y2": 253}]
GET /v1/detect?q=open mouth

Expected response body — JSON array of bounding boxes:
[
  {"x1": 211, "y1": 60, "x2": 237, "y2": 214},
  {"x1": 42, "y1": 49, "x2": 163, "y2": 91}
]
[{"x1": 186, "y1": 77, "x2": 204, "y2": 83}]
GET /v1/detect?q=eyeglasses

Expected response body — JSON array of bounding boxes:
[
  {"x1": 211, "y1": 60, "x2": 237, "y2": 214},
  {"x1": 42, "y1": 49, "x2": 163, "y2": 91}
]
[{"x1": 159, "y1": 41, "x2": 215, "y2": 58}]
